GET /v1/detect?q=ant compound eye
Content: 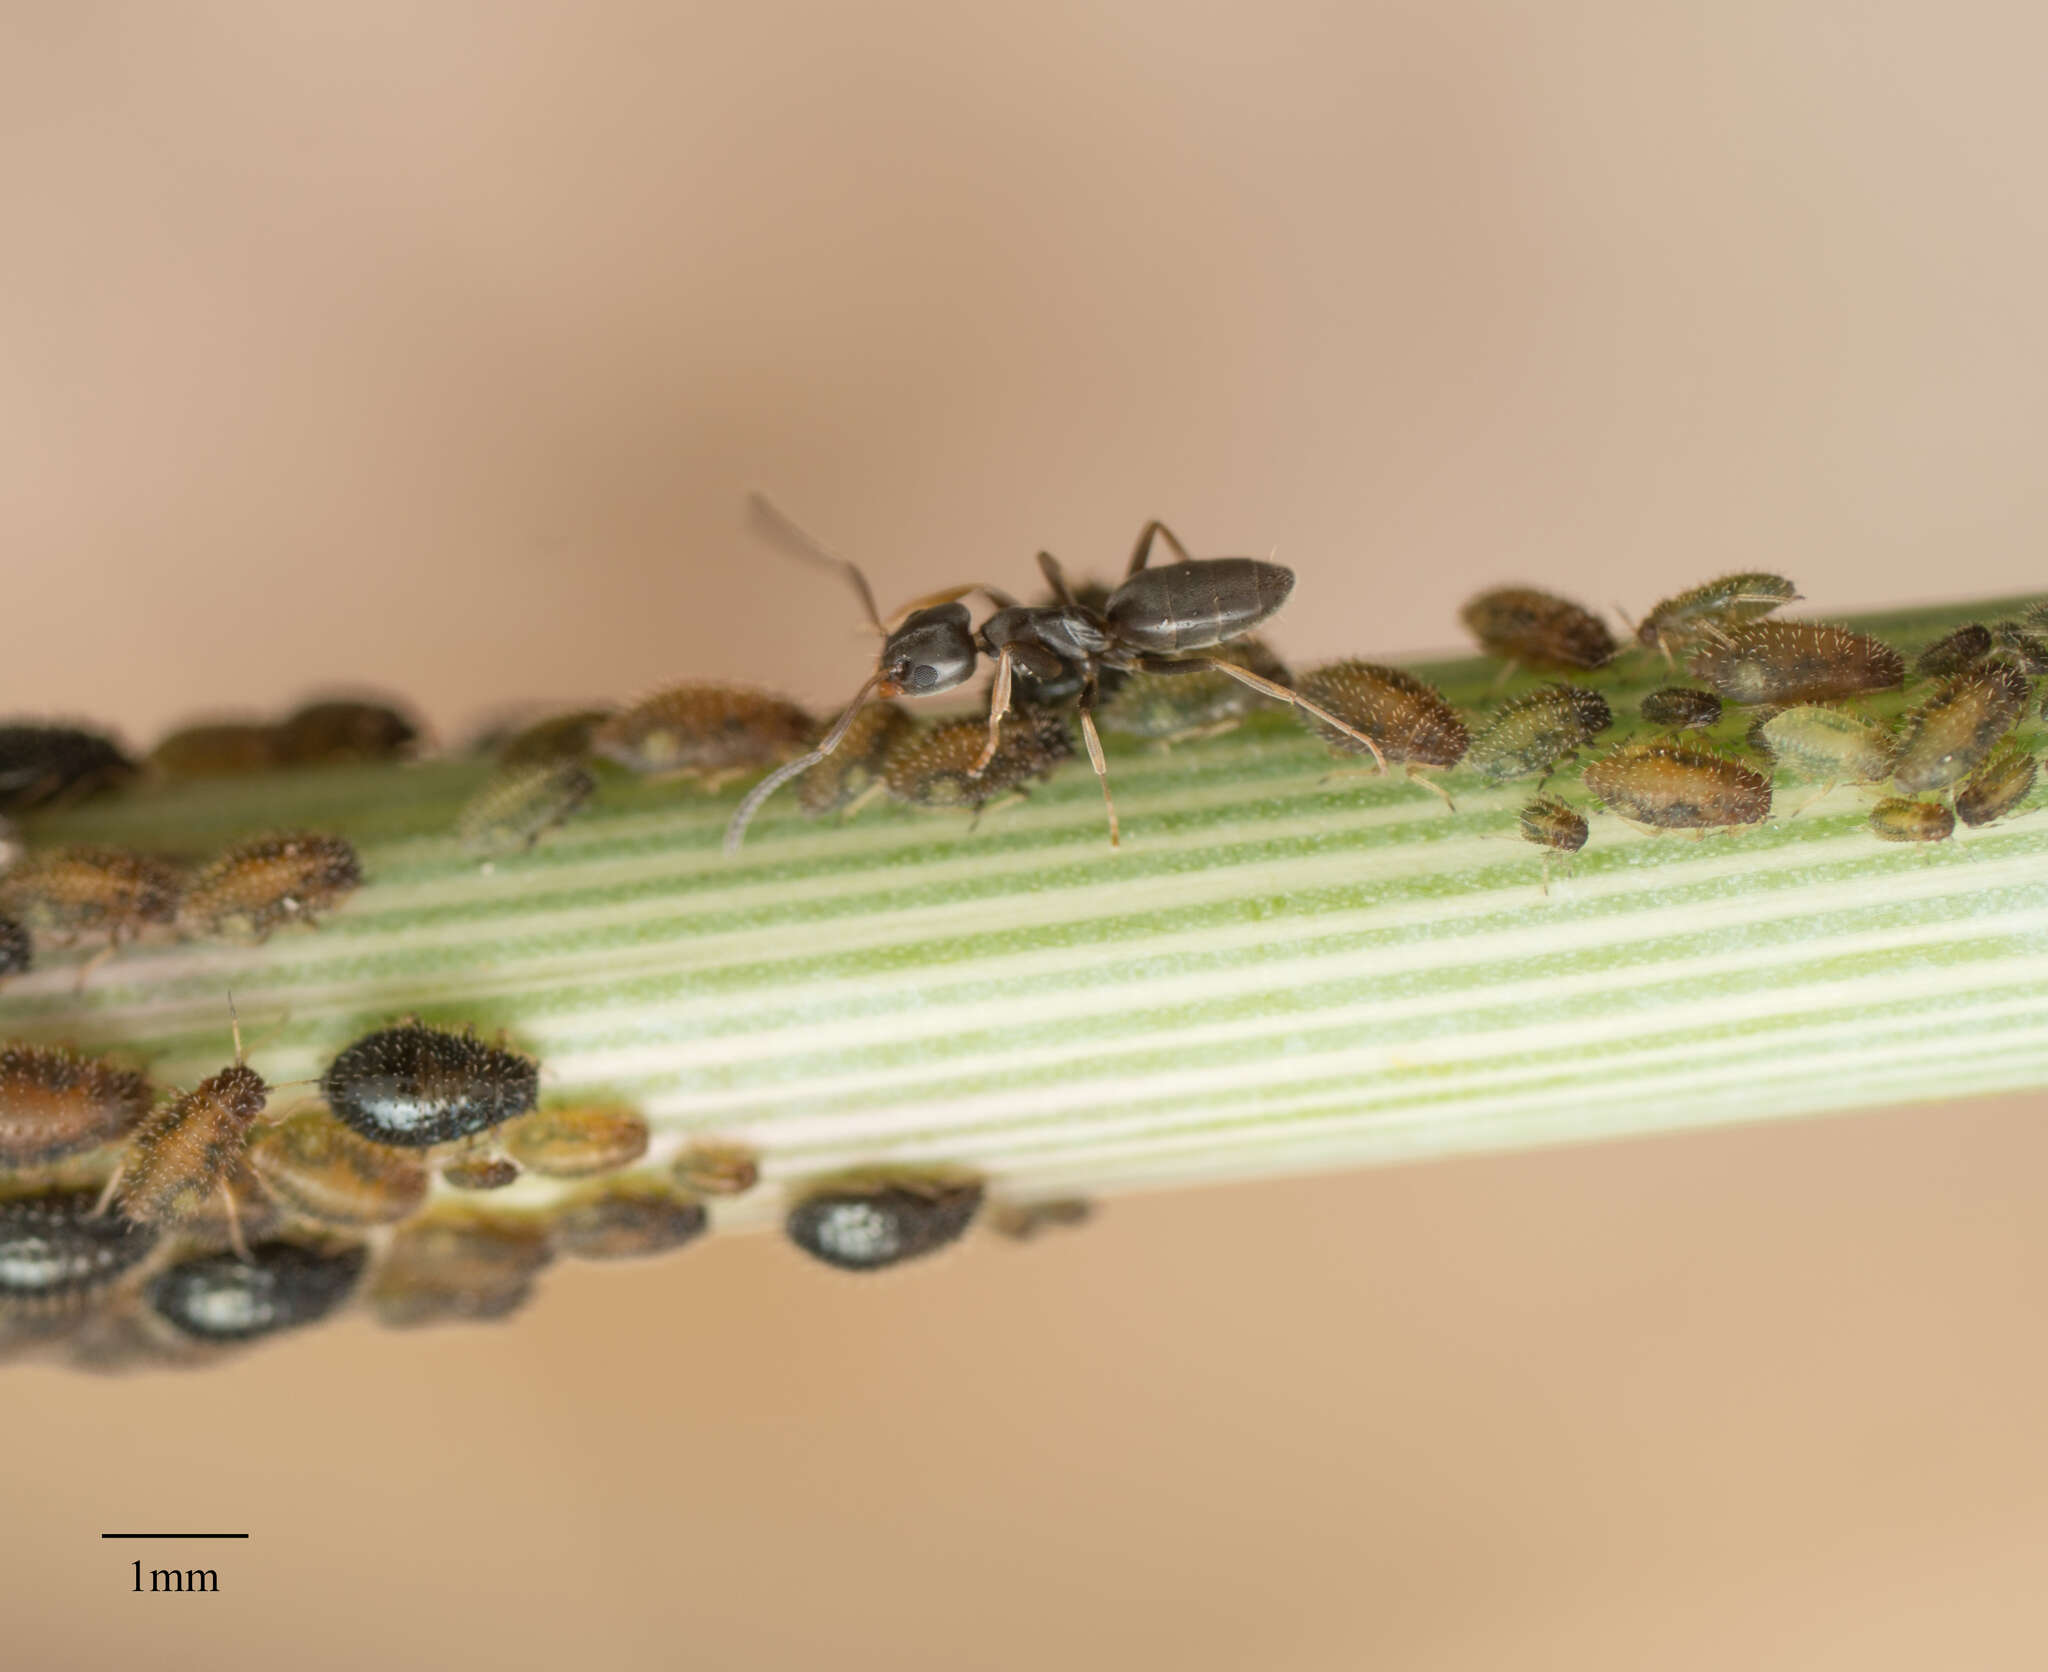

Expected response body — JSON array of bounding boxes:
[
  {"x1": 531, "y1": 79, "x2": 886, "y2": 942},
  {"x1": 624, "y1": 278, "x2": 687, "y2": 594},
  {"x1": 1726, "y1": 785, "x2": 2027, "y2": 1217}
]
[{"x1": 911, "y1": 664, "x2": 941, "y2": 691}]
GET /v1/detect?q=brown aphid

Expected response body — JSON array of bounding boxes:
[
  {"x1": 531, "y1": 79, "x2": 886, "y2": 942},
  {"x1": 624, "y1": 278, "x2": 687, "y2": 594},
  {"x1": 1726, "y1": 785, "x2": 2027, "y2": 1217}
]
[
  {"x1": 1954, "y1": 742, "x2": 2038, "y2": 828},
  {"x1": 1639, "y1": 687, "x2": 1723, "y2": 733},
  {"x1": 0, "y1": 914, "x2": 28, "y2": 980},
  {"x1": 170, "y1": 1161, "x2": 284, "y2": 1257},
  {"x1": 177, "y1": 831, "x2": 363, "y2": 943},
  {"x1": 494, "y1": 707, "x2": 613, "y2": 767},
  {"x1": 440, "y1": 1150, "x2": 520, "y2": 1191},
  {"x1": 988, "y1": 1197, "x2": 1094, "y2": 1241},
  {"x1": 548, "y1": 1178, "x2": 708, "y2": 1261},
  {"x1": 245, "y1": 1107, "x2": 429, "y2": 1228},
  {"x1": 1295, "y1": 660, "x2": 1467, "y2": 808},
  {"x1": 456, "y1": 760, "x2": 597, "y2": 856},
  {"x1": 1914, "y1": 624, "x2": 1993, "y2": 678},
  {"x1": 1584, "y1": 743, "x2": 1771, "y2": 831},
  {"x1": 0, "y1": 845, "x2": 181, "y2": 948},
  {"x1": 149, "y1": 722, "x2": 284, "y2": 779},
  {"x1": 1460, "y1": 587, "x2": 1617, "y2": 672},
  {"x1": 1688, "y1": 621, "x2": 1904, "y2": 706},
  {"x1": 786, "y1": 1165, "x2": 984, "y2": 1272},
  {"x1": 110, "y1": 1011, "x2": 272, "y2": 1249},
  {"x1": 1991, "y1": 620, "x2": 2048, "y2": 678},
  {"x1": 275, "y1": 697, "x2": 421, "y2": 766},
  {"x1": 1756, "y1": 706, "x2": 1895, "y2": 786},
  {"x1": 500, "y1": 1105, "x2": 649, "y2": 1179},
  {"x1": 1891, "y1": 660, "x2": 2031, "y2": 793},
  {"x1": 590, "y1": 683, "x2": 817, "y2": 784},
  {"x1": 795, "y1": 700, "x2": 913, "y2": 818},
  {"x1": 1098, "y1": 638, "x2": 1293, "y2": 745},
  {"x1": 370, "y1": 1206, "x2": 555, "y2": 1328},
  {"x1": 0, "y1": 723, "x2": 138, "y2": 813},
  {"x1": 1517, "y1": 794, "x2": 1589, "y2": 893},
  {"x1": 884, "y1": 707, "x2": 1074, "y2": 814},
  {"x1": 1465, "y1": 683, "x2": 1612, "y2": 784},
  {"x1": 1869, "y1": 797, "x2": 1955, "y2": 843},
  {"x1": 1633, "y1": 573, "x2": 1801, "y2": 657},
  {"x1": 0, "y1": 1045, "x2": 152, "y2": 1166},
  {"x1": 671, "y1": 1140, "x2": 760, "y2": 1198}
]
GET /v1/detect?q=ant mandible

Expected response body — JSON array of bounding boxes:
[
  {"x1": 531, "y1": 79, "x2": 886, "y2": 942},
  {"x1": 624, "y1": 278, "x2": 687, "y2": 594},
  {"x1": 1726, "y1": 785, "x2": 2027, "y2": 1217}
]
[{"x1": 723, "y1": 500, "x2": 1388, "y2": 854}]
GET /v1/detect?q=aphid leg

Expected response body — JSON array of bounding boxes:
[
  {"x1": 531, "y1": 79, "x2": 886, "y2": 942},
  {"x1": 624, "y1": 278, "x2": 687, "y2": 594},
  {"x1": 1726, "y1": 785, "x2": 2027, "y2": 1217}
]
[
  {"x1": 724, "y1": 673, "x2": 882, "y2": 855},
  {"x1": 1489, "y1": 660, "x2": 1520, "y2": 692},
  {"x1": 90, "y1": 1161, "x2": 127, "y2": 1220},
  {"x1": 220, "y1": 1182, "x2": 252, "y2": 1264},
  {"x1": 839, "y1": 781, "x2": 888, "y2": 823},
  {"x1": 1180, "y1": 658, "x2": 1391, "y2": 774},
  {"x1": 1408, "y1": 768, "x2": 1457, "y2": 813},
  {"x1": 73, "y1": 940, "x2": 118, "y2": 994},
  {"x1": 1126, "y1": 520, "x2": 1195, "y2": 575},
  {"x1": 1078, "y1": 677, "x2": 1121, "y2": 849},
  {"x1": 1785, "y1": 782, "x2": 1841, "y2": 821},
  {"x1": 971, "y1": 647, "x2": 1017, "y2": 776}
]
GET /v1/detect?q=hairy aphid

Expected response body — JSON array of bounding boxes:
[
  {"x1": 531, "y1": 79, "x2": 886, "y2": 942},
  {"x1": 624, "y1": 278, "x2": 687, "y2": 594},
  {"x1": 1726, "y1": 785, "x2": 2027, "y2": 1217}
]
[
  {"x1": 320, "y1": 1021, "x2": 539, "y2": 1149},
  {"x1": 591, "y1": 683, "x2": 817, "y2": 784},
  {"x1": 1756, "y1": 706, "x2": 1896, "y2": 786},
  {"x1": 1954, "y1": 742, "x2": 2038, "y2": 828},
  {"x1": 1914, "y1": 624, "x2": 1994, "y2": 678},
  {"x1": 110, "y1": 1012, "x2": 273, "y2": 1246},
  {"x1": 549, "y1": 1179, "x2": 709, "y2": 1261},
  {"x1": 457, "y1": 760, "x2": 597, "y2": 855},
  {"x1": 493, "y1": 707, "x2": 614, "y2": 767},
  {"x1": 1639, "y1": 688, "x2": 1723, "y2": 733},
  {"x1": 369, "y1": 1207, "x2": 555, "y2": 1328},
  {"x1": 1516, "y1": 794, "x2": 1589, "y2": 892},
  {"x1": 1633, "y1": 573, "x2": 1801, "y2": 657},
  {"x1": 1891, "y1": 660, "x2": 2031, "y2": 793},
  {"x1": 275, "y1": 698, "x2": 420, "y2": 766},
  {"x1": 149, "y1": 722, "x2": 284, "y2": 779},
  {"x1": 1465, "y1": 684, "x2": 1612, "y2": 784},
  {"x1": 0, "y1": 1190, "x2": 157, "y2": 1313},
  {"x1": 1097, "y1": 639, "x2": 1292, "y2": 746},
  {"x1": 884, "y1": 709, "x2": 1074, "y2": 814},
  {"x1": 988, "y1": 1197, "x2": 1094, "y2": 1241},
  {"x1": 1991, "y1": 620, "x2": 2048, "y2": 678},
  {"x1": 794, "y1": 700, "x2": 913, "y2": 819},
  {"x1": 0, "y1": 723, "x2": 138, "y2": 813},
  {"x1": 1295, "y1": 661, "x2": 1467, "y2": 808},
  {"x1": 245, "y1": 1107, "x2": 428, "y2": 1228},
  {"x1": 785, "y1": 1167, "x2": 984, "y2": 1273},
  {"x1": 1584, "y1": 743, "x2": 1772, "y2": 831},
  {"x1": 1869, "y1": 798, "x2": 1955, "y2": 844},
  {"x1": 145, "y1": 1240, "x2": 367, "y2": 1343},
  {"x1": 671, "y1": 1141, "x2": 761, "y2": 1198},
  {"x1": 500, "y1": 1105, "x2": 649, "y2": 1179},
  {"x1": 0, "y1": 1045, "x2": 152, "y2": 1166},
  {"x1": 1688, "y1": 621, "x2": 1904, "y2": 706},
  {"x1": 1460, "y1": 587, "x2": 1617, "y2": 672},
  {"x1": 0, "y1": 846, "x2": 182, "y2": 949},
  {"x1": 440, "y1": 1150, "x2": 520, "y2": 1191},
  {"x1": 177, "y1": 832, "x2": 363, "y2": 942},
  {"x1": 0, "y1": 915, "x2": 28, "y2": 980}
]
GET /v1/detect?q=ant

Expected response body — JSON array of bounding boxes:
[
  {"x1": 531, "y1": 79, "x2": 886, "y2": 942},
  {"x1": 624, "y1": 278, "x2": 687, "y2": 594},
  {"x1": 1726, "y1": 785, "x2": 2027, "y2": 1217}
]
[{"x1": 724, "y1": 500, "x2": 1388, "y2": 852}]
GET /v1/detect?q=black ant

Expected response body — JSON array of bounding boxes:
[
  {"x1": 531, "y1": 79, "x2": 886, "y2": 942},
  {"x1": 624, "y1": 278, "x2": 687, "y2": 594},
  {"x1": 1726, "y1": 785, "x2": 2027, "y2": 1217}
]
[{"x1": 724, "y1": 500, "x2": 1387, "y2": 852}]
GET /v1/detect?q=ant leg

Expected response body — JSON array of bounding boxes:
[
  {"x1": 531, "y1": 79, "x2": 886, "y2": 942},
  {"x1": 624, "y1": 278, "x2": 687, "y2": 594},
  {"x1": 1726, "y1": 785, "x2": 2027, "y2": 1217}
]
[
  {"x1": 220, "y1": 1181, "x2": 252, "y2": 1264},
  {"x1": 1178, "y1": 657, "x2": 1391, "y2": 774},
  {"x1": 1077, "y1": 695, "x2": 1121, "y2": 850},
  {"x1": 724, "y1": 673, "x2": 882, "y2": 855},
  {"x1": 972, "y1": 648, "x2": 1017, "y2": 776},
  {"x1": 1125, "y1": 520, "x2": 1195, "y2": 576}
]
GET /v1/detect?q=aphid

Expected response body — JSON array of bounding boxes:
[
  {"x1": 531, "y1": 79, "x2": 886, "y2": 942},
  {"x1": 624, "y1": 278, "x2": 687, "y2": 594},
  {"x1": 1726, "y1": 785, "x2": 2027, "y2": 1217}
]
[
  {"x1": 883, "y1": 709, "x2": 1074, "y2": 817},
  {"x1": 0, "y1": 1045, "x2": 152, "y2": 1166},
  {"x1": 1294, "y1": 661, "x2": 1467, "y2": 808},
  {"x1": 320, "y1": 1020, "x2": 539, "y2": 1149},
  {"x1": 1891, "y1": 660, "x2": 2031, "y2": 793},
  {"x1": 440, "y1": 1150, "x2": 520, "y2": 1191},
  {"x1": 1584, "y1": 743, "x2": 1772, "y2": 831},
  {"x1": 169, "y1": 1161, "x2": 282, "y2": 1257},
  {"x1": 456, "y1": 760, "x2": 597, "y2": 855},
  {"x1": 795, "y1": 700, "x2": 913, "y2": 819},
  {"x1": 177, "y1": 831, "x2": 363, "y2": 942},
  {"x1": 274, "y1": 698, "x2": 420, "y2": 766},
  {"x1": 1756, "y1": 706, "x2": 1895, "y2": 786},
  {"x1": 493, "y1": 707, "x2": 613, "y2": 767},
  {"x1": 1632, "y1": 573, "x2": 1801, "y2": 658},
  {"x1": 0, "y1": 723, "x2": 137, "y2": 813},
  {"x1": 369, "y1": 1207, "x2": 554, "y2": 1328},
  {"x1": 1869, "y1": 798, "x2": 1955, "y2": 843},
  {"x1": 1954, "y1": 742, "x2": 2038, "y2": 828},
  {"x1": 0, "y1": 845, "x2": 182, "y2": 950},
  {"x1": 1991, "y1": 620, "x2": 2048, "y2": 678},
  {"x1": 784, "y1": 1166, "x2": 984, "y2": 1273},
  {"x1": 1465, "y1": 684, "x2": 1611, "y2": 784},
  {"x1": 1460, "y1": 587, "x2": 1616, "y2": 672},
  {"x1": 0, "y1": 1190, "x2": 157, "y2": 1314},
  {"x1": 1096, "y1": 638, "x2": 1292, "y2": 746},
  {"x1": 144, "y1": 1240, "x2": 367, "y2": 1343},
  {"x1": 148, "y1": 722, "x2": 283, "y2": 779},
  {"x1": 726, "y1": 501, "x2": 1391, "y2": 852},
  {"x1": 1516, "y1": 794, "x2": 1589, "y2": 892},
  {"x1": 245, "y1": 1107, "x2": 429, "y2": 1228},
  {"x1": 590, "y1": 683, "x2": 816, "y2": 785},
  {"x1": 988, "y1": 1197, "x2": 1094, "y2": 1241},
  {"x1": 670, "y1": 1140, "x2": 760, "y2": 1198},
  {"x1": 2023, "y1": 601, "x2": 2048, "y2": 633},
  {"x1": 500, "y1": 1105, "x2": 649, "y2": 1178},
  {"x1": 1914, "y1": 624, "x2": 1993, "y2": 678},
  {"x1": 0, "y1": 914, "x2": 28, "y2": 980},
  {"x1": 548, "y1": 1179, "x2": 708, "y2": 1261},
  {"x1": 1688, "y1": 621, "x2": 1904, "y2": 706},
  {"x1": 1639, "y1": 687, "x2": 1723, "y2": 733}
]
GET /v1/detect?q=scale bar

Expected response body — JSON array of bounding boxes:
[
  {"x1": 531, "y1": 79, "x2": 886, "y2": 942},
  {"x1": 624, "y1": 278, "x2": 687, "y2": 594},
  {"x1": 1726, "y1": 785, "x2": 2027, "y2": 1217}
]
[{"x1": 101, "y1": 1534, "x2": 249, "y2": 1539}]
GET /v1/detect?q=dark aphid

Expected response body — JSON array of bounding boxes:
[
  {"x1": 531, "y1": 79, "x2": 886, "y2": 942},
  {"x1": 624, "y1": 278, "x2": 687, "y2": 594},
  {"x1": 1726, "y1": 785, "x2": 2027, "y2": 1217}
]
[
  {"x1": 111, "y1": 1011, "x2": 272, "y2": 1243},
  {"x1": 0, "y1": 723, "x2": 138, "y2": 813},
  {"x1": 1517, "y1": 794, "x2": 1589, "y2": 893},
  {"x1": 0, "y1": 1045, "x2": 152, "y2": 1166},
  {"x1": 0, "y1": 1190, "x2": 157, "y2": 1313},
  {"x1": 177, "y1": 832, "x2": 363, "y2": 942},
  {"x1": 1954, "y1": 742, "x2": 2039, "y2": 828},
  {"x1": 274, "y1": 698, "x2": 420, "y2": 766},
  {"x1": 1991, "y1": 620, "x2": 2048, "y2": 678},
  {"x1": 1756, "y1": 706, "x2": 1895, "y2": 785},
  {"x1": 144, "y1": 1240, "x2": 366, "y2": 1343},
  {"x1": 1460, "y1": 587, "x2": 1617, "y2": 672},
  {"x1": 671, "y1": 1140, "x2": 760, "y2": 1198},
  {"x1": 1584, "y1": 743, "x2": 1772, "y2": 831},
  {"x1": 1294, "y1": 661, "x2": 1467, "y2": 807},
  {"x1": 1688, "y1": 621, "x2": 1904, "y2": 706},
  {"x1": 149, "y1": 721, "x2": 285, "y2": 779},
  {"x1": 320, "y1": 1020, "x2": 539, "y2": 1149},
  {"x1": 1633, "y1": 573, "x2": 1801, "y2": 656},
  {"x1": 1891, "y1": 660, "x2": 2031, "y2": 793},
  {"x1": 0, "y1": 914, "x2": 28, "y2": 980},
  {"x1": 2023, "y1": 601, "x2": 2048, "y2": 633},
  {"x1": 590, "y1": 683, "x2": 817, "y2": 784},
  {"x1": 500, "y1": 1105, "x2": 649, "y2": 1179},
  {"x1": 1915, "y1": 624, "x2": 1994, "y2": 678},
  {"x1": 988, "y1": 1197, "x2": 1094, "y2": 1241},
  {"x1": 369, "y1": 1207, "x2": 554, "y2": 1328},
  {"x1": 1639, "y1": 687, "x2": 1723, "y2": 733},
  {"x1": 549, "y1": 1179, "x2": 708, "y2": 1261},
  {"x1": 245, "y1": 1107, "x2": 428, "y2": 1228},
  {"x1": 884, "y1": 708, "x2": 1074, "y2": 814},
  {"x1": 1869, "y1": 798, "x2": 1955, "y2": 844},
  {"x1": 494, "y1": 707, "x2": 613, "y2": 768},
  {"x1": 795, "y1": 700, "x2": 913, "y2": 819},
  {"x1": 457, "y1": 760, "x2": 597, "y2": 856},
  {"x1": 440, "y1": 1150, "x2": 521, "y2": 1191},
  {"x1": 785, "y1": 1166, "x2": 984, "y2": 1273},
  {"x1": 0, "y1": 846, "x2": 182, "y2": 948},
  {"x1": 1465, "y1": 683, "x2": 1612, "y2": 784},
  {"x1": 1097, "y1": 638, "x2": 1292, "y2": 746}
]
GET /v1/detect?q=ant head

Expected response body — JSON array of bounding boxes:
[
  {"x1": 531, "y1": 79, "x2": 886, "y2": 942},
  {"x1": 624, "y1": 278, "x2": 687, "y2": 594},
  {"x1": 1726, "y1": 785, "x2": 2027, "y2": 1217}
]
[{"x1": 878, "y1": 603, "x2": 978, "y2": 698}]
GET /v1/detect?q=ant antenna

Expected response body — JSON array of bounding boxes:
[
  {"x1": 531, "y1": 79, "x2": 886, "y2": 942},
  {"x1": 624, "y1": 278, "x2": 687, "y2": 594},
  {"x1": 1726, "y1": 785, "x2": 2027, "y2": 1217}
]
[
  {"x1": 723, "y1": 672, "x2": 883, "y2": 856},
  {"x1": 749, "y1": 492, "x2": 886, "y2": 636}
]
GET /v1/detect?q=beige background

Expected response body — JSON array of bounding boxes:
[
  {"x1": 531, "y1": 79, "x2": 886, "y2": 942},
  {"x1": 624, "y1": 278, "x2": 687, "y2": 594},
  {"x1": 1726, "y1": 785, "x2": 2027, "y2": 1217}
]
[{"x1": 3, "y1": 3, "x2": 2047, "y2": 1667}]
